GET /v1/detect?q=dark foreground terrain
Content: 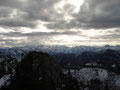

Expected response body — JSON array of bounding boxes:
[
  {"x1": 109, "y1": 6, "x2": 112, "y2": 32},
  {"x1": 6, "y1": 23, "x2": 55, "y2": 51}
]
[
  {"x1": 0, "y1": 52, "x2": 79, "y2": 90},
  {"x1": 0, "y1": 49, "x2": 120, "y2": 90}
]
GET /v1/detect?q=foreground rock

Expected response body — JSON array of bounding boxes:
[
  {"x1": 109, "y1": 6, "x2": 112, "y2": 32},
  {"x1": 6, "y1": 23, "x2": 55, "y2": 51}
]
[
  {"x1": 4, "y1": 51, "x2": 79, "y2": 90},
  {"x1": 0, "y1": 53, "x2": 17, "y2": 89}
]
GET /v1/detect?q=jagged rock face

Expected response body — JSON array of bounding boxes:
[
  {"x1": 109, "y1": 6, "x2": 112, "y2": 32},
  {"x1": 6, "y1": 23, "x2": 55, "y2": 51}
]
[
  {"x1": 7, "y1": 52, "x2": 79, "y2": 90},
  {"x1": 21, "y1": 52, "x2": 63, "y2": 90},
  {"x1": 0, "y1": 53, "x2": 17, "y2": 89}
]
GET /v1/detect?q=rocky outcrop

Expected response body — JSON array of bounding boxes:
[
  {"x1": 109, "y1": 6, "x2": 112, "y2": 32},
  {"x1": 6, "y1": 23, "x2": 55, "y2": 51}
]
[
  {"x1": 6, "y1": 51, "x2": 79, "y2": 90},
  {"x1": 0, "y1": 53, "x2": 17, "y2": 89}
]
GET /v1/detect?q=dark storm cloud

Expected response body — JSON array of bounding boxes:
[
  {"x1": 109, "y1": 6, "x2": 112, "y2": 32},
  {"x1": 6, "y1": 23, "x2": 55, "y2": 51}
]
[
  {"x1": 22, "y1": 0, "x2": 59, "y2": 22},
  {"x1": 0, "y1": 6, "x2": 12, "y2": 18},
  {"x1": 88, "y1": 29, "x2": 120, "y2": 40},
  {"x1": 0, "y1": 0, "x2": 120, "y2": 29},
  {"x1": 0, "y1": 0, "x2": 59, "y2": 28},
  {"x1": 0, "y1": 0, "x2": 23, "y2": 8},
  {"x1": 46, "y1": 0, "x2": 120, "y2": 29},
  {"x1": 0, "y1": 19, "x2": 36, "y2": 28},
  {"x1": 75, "y1": 0, "x2": 120, "y2": 29},
  {"x1": 90, "y1": 34, "x2": 120, "y2": 40},
  {"x1": 0, "y1": 31, "x2": 77, "y2": 37}
]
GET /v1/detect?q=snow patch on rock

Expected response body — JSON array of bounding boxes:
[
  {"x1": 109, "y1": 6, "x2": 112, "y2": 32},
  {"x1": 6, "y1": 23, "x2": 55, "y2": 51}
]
[
  {"x1": 71, "y1": 68, "x2": 108, "y2": 83},
  {"x1": 0, "y1": 74, "x2": 11, "y2": 88}
]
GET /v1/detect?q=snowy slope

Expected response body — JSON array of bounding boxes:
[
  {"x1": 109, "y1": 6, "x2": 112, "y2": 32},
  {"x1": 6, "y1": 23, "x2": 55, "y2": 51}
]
[
  {"x1": 64, "y1": 67, "x2": 120, "y2": 90},
  {"x1": 0, "y1": 74, "x2": 11, "y2": 88},
  {"x1": 71, "y1": 68, "x2": 108, "y2": 83}
]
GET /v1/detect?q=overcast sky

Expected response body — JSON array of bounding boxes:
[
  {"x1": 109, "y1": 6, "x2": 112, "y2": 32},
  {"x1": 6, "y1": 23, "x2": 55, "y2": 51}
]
[{"x1": 0, "y1": 0, "x2": 120, "y2": 47}]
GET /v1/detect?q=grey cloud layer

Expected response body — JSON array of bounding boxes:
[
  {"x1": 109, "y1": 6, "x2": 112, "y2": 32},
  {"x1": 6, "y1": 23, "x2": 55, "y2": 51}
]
[
  {"x1": 0, "y1": 0, "x2": 59, "y2": 28},
  {"x1": 0, "y1": 31, "x2": 77, "y2": 37},
  {"x1": 46, "y1": 0, "x2": 120, "y2": 29},
  {"x1": 0, "y1": 0, "x2": 120, "y2": 29},
  {"x1": 0, "y1": 0, "x2": 120, "y2": 47}
]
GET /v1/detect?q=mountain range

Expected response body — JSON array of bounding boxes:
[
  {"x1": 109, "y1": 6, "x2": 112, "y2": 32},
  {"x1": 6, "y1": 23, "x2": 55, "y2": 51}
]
[
  {"x1": 0, "y1": 45, "x2": 120, "y2": 90},
  {"x1": 0, "y1": 45, "x2": 120, "y2": 61}
]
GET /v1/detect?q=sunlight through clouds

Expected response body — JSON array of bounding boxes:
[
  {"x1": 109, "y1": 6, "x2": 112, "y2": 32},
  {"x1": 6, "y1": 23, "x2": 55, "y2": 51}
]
[
  {"x1": 68, "y1": 0, "x2": 84, "y2": 13},
  {"x1": 54, "y1": 0, "x2": 84, "y2": 13}
]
